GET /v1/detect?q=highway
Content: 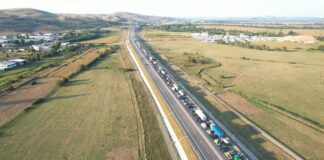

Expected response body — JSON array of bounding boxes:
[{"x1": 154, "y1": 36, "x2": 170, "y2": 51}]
[{"x1": 129, "y1": 29, "x2": 227, "y2": 160}]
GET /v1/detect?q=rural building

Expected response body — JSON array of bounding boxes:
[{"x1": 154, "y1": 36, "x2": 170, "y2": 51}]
[
  {"x1": 32, "y1": 44, "x2": 51, "y2": 51},
  {"x1": 0, "y1": 61, "x2": 17, "y2": 71},
  {"x1": 0, "y1": 59, "x2": 26, "y2": 71},
  {"x1": 9, "y1": 59, "x2": 27, "y2": 66}
]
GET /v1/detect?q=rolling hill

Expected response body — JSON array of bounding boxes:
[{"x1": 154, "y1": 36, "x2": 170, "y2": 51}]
[{"x1": 0, "y1": 8, "x2": 178, "y2": 34}]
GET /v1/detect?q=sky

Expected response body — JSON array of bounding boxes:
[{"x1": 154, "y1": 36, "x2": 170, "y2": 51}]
[{"x1": 0, "y1": 0, "x2": 323, "y2": 17}]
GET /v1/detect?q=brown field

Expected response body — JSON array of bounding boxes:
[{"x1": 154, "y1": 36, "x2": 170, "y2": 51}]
[
  {"x1": 47, "y1": 48, "x2": 107, "y2": 78},
  {"x1": 0, "y1": 52, "x2": 140, "y2": 160},
  {"x1": 0, "y1": 47, "x2": 110, "y2": 126},
  {"x1": 251, "y1": 41, "x2": 324, "y2": 50},
  {"x1": 199, "y1": 25, "x2": 324, "y2": 36},
  {"x1": 82, "y1": 35, "x2": 120, "y2": 44},
  {"x1": 82, "y1": 31, "x2": 121, "y2": 44},
  {"x1": 0, "y1": 78, "x2": 57, "y2": 126},
  {"x1": 141, "y1": 29, "x2": 324, "y2": 159}
]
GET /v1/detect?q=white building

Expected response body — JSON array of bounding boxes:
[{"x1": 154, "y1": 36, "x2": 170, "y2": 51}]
[
  {"x1": 32, "y1": 44, "x2": 51, "y2": 51},
  {"x1": 9, "y1": 59, "x2": 27, "y2": 66},
  {"x1": 0, "y1": 61, "x2": 17, "y2": 71}
]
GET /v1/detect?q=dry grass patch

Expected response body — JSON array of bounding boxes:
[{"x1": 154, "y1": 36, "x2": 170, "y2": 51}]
[
  {"x1": 199, "y1": 25, "x2": 324, "y2": 36},
  {"x1": 141, "y1": 29, "x2": 324, "y2": 160},
  {"x1": 0, "y1": 52, "x2": 140, "y2": 160}
]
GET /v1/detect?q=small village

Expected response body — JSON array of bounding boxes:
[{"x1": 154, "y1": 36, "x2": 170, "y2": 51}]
[
  {"x1": 0, "y1": 32, "x2": 73, "y2": 71},
  {"x1": 192, "y1": 31, "x2": 316, "y2": 44}
]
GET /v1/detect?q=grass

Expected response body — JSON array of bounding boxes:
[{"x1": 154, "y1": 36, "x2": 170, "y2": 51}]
[
  {"x1": 198, "y1": 25, "x2": 324, "y2": 36},
  {"x1": 118, "y1": 33, "x2": 173, "y2": 159},
  {"x1": 0, "y1": 56, "x2": 64, "y2": 93},
  {"x1": 0, "y1": 52, "x2": 140, "y2": 160},
  {"x1": 140, "y1": 29, "x2": 324, "y2": 160},
  {"x1": 251, "y1": 41, "x2": 324, "y2": 50},
  {"x1": 81, "y1": 31, "x2": 121, "y2": 44}
]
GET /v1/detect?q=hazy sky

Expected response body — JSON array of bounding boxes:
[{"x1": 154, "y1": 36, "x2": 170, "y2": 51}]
[{"x1": 0, "y1": 0, "x2": 323, "y2": 17}]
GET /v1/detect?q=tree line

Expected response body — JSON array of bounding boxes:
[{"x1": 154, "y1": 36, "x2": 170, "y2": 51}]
[{"x1": 150, "y1": 25, "x2": 298, "y2": 37}]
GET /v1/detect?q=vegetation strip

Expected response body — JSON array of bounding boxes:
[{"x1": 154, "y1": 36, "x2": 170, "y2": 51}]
[{"x1": 126, "y1": 38, "x2": 194, "y2": 160}]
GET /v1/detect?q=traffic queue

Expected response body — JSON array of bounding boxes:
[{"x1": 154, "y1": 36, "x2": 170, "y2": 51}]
[{"x1": 134, "y1": 38, "x2": 245, "y2": 160}]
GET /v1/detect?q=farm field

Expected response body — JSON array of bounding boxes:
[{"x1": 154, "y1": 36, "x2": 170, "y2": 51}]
[
  {"x1": 0, "y1": 56, "x2": 65, "y2": 92},
  {"x1": 140, "y1": 29, "x2": 324, "y2": 159},
  {"x1": 81, "y1": 30, "x2": 121, "y2": 44},
  {"x1": 0, "y1": 30, "x2": 172, "y2": 160},
  {"x1": 199, "y1": 25, "x2": 324, "y2": 36},
  {"x1": 251, "y1": 41, "x2": 324, "y2": 50},
  {"x1": 0, "y1": 52, "x2": 141, "y2": 160},
  {"x1": 0, "y1": 47, "x2": 111, "y2": 125}
]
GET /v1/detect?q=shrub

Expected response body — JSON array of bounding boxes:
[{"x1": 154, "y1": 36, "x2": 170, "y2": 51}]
[
  {"x1": 56, "y1": 79, "x2": 64, "y2": 87},
  {"x1": 79, "y1": 64, "x2": 87, "y2": 72},
  {"x1": 63, "y1": 77, "x2": 69, "y2": 83},
  {"x1": 31, "y1": 81, "x2": 37, "y2": 85},
  {"x1": 33, "y1": 98, "x2": 45, "y2": 105}
]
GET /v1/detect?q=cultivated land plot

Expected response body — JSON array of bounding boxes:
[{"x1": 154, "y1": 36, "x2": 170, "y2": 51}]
[
  {"x1": 0, "y1": 78, "x2": 57, "y2": 126},
  {"x1": 199, "y1": 25, "x2": 324, "y2": 36},
  {"x1": 0, "y1": 52, "x2": 140, "y2": 160},
  {"x1": 81, "y1": 31, "x2": 121, "y2": 44},
  {"x1": 47, "y1": 48, "x2": 108, "y2": 78},
  {"x1": 141, "y1": 29, "x2": 324, "y2": 159}
]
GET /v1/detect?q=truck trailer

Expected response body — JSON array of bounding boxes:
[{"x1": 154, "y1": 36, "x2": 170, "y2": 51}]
[
  {"x1": 195, "y1": 109, "x2": 207, "y2": 121},
  {"x1": 210, "y1": 124, "x2": 224, "y2": 137}
]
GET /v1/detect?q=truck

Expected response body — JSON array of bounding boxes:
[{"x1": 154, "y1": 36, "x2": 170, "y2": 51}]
[
  {"x1": 195, "y1": 109, "x2": 207, "y2": 121},
  {"x1": 210, "y1": 124, "x2": 224, "y2": 137}
]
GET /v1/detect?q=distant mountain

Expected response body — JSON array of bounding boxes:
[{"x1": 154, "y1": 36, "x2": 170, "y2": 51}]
[
  {"x1": 0, "y1": 8, "x2": 120, "y2": 34},
  {"x1": 0, "y1": 8, "x2": 59, "y2": 20},
  {"x1": 0, "y1": 8, "x2": 178, "y2": 34}
]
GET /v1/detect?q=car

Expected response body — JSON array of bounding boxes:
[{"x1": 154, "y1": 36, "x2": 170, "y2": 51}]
[
  {"x1": 224, "y1": 151, "x2": 233, "y2": 160},
  {"x1": 220, "y1": 145, "x2": 230, "y2": 152},
  {"x1": 229, "y1": 148, "x2": 238, "y2": 155},
  {"x1": 232, "y1": 154, "x2": 241, "y2": 160}
]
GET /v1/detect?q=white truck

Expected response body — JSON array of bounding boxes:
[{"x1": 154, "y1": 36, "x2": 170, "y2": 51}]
[{"x1": 195, "y1": 109, "x2": 207, "y2": 121}]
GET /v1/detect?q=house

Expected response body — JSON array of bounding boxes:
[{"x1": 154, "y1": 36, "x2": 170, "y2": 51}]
[
  {"x1": 9, "y1": 59, "x2": 27, "y2": 66},
  {"x1": 61, "y1": 42, "x2": 70, "y2": 47},
  {"x1": 0, "y1": 61, "x2": 17, "y2": 71},
  {"x1": 32, "y1": 44, "x2": 51, "y2": 51},
  {"x1": 43, "y1": 33, "x2": 58, "y2": 41},
  {"x1": 1, "y1": 43, "x2": 16, "y2": 48}
]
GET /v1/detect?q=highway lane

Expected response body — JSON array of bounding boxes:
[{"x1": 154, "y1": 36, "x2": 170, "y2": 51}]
[{"x1": 129, "y1": 30, "x2": 226, "y2": 160}]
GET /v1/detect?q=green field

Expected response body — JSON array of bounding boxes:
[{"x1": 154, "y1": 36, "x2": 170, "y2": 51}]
[
  {"x1": 140, "y1": 29, "x2": 324, "y2": 159},
  {"x1": 0, "y1": 40, "x2": 173, "y2": 159},
  {"x1": 0, "y1": 52, "x2": 141, "y2": 159}
]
